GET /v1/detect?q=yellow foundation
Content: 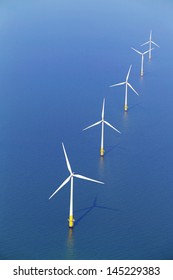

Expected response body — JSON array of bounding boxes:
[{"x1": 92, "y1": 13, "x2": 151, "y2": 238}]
[
  {"x1": 100, "y1": 148, "x2": 104, "y2": 157},
  {"x1": 124, "y1": 105, "x2": 128, "y2": 111},
  {"x1": 68, "y1": 215, "x2": 74, "y2": 228}
]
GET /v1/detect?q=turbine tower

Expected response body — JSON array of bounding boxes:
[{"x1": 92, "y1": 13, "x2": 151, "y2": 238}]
[
  {"x1": 49, "y1": 143, "x2": 104, "y2": 228},
  {"x1": 131, "y1": 48, "x2": 152, "y2": 76},
  {"x1": 109, "y1": 65, "x2": 139, "y2": 111},
  {"x1": 141, "y1": 30, "x2": 160, "y2": 60},
  {"x1": 83, "y1": 98, "x2": 121, "y2": 156}
]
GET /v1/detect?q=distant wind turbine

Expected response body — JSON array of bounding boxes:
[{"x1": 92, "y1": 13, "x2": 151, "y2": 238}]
[
  {"x1": 83, "y1": 98, "x2": 121, "y2": 156},
  {"x1": 109, "y1": 65, "x2": 139, "y2": 111},
  {"x1": 131, "y1": 48, "x2": 152, "y2": 76},
  {"x1": 141, "y1": 30, "x2": 160, "y2": 60},
  {"x1": 49, "y1": 143, "x2": 104, "y2": 228}
]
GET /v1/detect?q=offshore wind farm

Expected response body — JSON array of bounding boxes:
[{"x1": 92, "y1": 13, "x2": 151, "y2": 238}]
[{"x1": 1, "y1": 0, "x2": 173, "y2": 261}]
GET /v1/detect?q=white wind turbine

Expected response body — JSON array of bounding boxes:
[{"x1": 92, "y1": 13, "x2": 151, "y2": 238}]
[
  {"x1": 49, "y1": 143, "x2": 104, "y2": 228},
  {"x1": 83, "y1": 98, "x2": 121, "y2": 156},
  {"x1": 141, "y1": 30, "x2": 160, "y2": 60},
  {"x1": 131, "y1": 48, "x2": 152, "y2": 76},
  {"x1": 109, "y1": 65, "x2": 139, "y2": 111}
]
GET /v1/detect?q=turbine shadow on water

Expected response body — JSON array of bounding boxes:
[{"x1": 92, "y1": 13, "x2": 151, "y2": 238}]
[
  {"x1": 74, "y1": 196, "x2": 118, "y2": 227},
  {"x1": 104, "y1": 143, "x2": 127, "y2": 156},
  {"x1": 127, "y1": 102, "x2": 145, "y2": 111}
]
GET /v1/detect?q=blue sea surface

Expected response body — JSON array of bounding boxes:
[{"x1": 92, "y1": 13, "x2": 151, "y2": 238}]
[{"x1": 0, "y1": 0, "x2": 173, "y2": 259}]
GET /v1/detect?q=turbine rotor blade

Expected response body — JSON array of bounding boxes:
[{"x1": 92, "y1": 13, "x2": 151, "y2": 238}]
[
  {"x1": 83, "y1": 120, "x2": 102, "y2": 131},
  {"x1": 143, "y1": 50, "x2": 150, "y2": 55},
  {"x1": 62, "y1": 143, "x2": 72, "y2": 174},
  {"x1": 74, "y1": 174, "x2": 104, "y2": 184},
  {"x1": 143, "y1": 48, "x2": 154, "y2": 55},
  {"x1": 126, "y1": 64, "x2": 132, "y2": 81},
  {"x1": 131, "y1": 47, "x2": 142, "y2": 55},
  {"x1": 152, "y1": 41, "x2": 160, "y2": 47},
  {"x1": 150, "y1": 30, "x2": 152, "y2": 40},
  {"x1": 109, "y1": 81, "x2": 125, "y2": 87},
  {"x1": 141, "y1": 41, "x2": 149, "y2": 46},
  {"x1": 49, "y1": 175, "x2": 71, "y2": 200},
  {"x1": 104, "y1": 121, "x2": 121, "y2": 133},
  {"x1": 102, "y1": 98, "x2": 105, "y2": 120},
  {"x1": 127, "y1": 83, "x2": 139, "y2": 96}
]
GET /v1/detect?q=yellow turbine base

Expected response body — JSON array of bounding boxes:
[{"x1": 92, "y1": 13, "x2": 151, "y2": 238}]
[
  {"x1": 100, "y1": 148, "x2": 104, "y2": 157},
  {"x1": 124, "y1": 105, "x2": 128, "y2": 111},
  {"x1": 68, "y1": 215, "x2": 74, "y2": 228}
]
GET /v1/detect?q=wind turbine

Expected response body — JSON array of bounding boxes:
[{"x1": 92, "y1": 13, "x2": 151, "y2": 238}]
[
  {"x1": 141, "y1": 30, "x2": 160, "y2": 60},
  {"x1": 83, "y1": 98, "x2": 121, "y2": 157},
  {"x1": 109, "y1": 65, "x2": 139, "y2": 111},
  {"x1": 131, "y1": 48, "x2": 152, "y2": 76},
  {"x1": 49, "y1": 143, "x2": 104, "y2": 228}
]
